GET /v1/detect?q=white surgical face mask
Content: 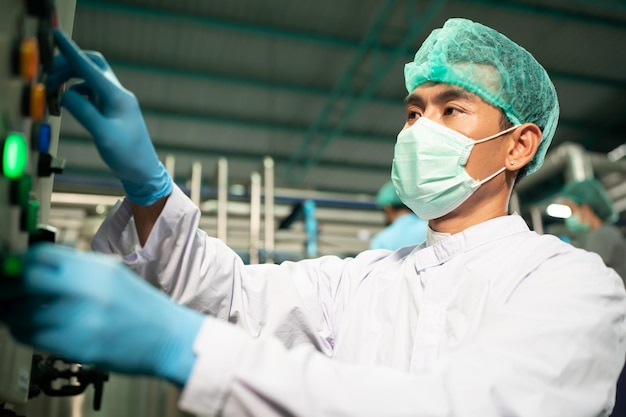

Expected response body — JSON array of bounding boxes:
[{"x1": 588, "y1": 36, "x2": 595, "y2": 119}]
[{"x1": 391, "y1": 117, "x2": 519, "y2": 220}]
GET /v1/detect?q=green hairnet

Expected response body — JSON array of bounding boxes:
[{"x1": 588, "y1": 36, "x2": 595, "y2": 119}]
[
  {"x1": 561, "y1": 179, "x2": 617, "y2": 222},
  {"x1": 404, "y1": 18, "x2": 559, "y2": 175},
  {"x1": 377, "y1": 181, "x2": 404, "y2": 207}
]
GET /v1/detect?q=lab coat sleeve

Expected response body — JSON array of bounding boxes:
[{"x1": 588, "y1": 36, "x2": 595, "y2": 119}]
[
  {"x1": 92, "y1": 185, "x2": 382, "y2": 352},
  {"x1": 178, "y1": 249, "x2": 626, "y2": 417}
]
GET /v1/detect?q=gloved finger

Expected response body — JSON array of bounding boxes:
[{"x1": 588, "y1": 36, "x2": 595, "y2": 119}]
[
  {"x1": 53, "y1": 29, "x2": 120, "y2": 102},
  {"x1": 61, "y1": 86, "x2": 106, "y2": 136},
  {"x1": 70, "y1": 82, "x2": 98, "y2": 107},
  {"x1": 47, "y1": 51, "x2": 115, "y2": 91}
]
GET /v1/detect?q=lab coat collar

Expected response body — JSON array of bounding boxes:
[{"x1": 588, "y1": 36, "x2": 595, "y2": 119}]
[{"x1": 412, "y1": 215, "x2": 530, "y2": 271}]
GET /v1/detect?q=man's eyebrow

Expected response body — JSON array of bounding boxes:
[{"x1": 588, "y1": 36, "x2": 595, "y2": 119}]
[
  {"x1": 404, "y1": 93, "x2": 424, "y2": 108},
  {"x1": 432, "y1": 87, "x2": 476, "y2": 105}
]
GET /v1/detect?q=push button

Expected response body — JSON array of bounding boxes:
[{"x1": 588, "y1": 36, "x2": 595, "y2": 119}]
[
  {"x1": 31, "y1": 123, "x2": 51, "y2": 153},
  {"x1": 2, "y1": 132, "x2": 28, "y2": 179},
  {"x1": 19, "y1": 37, "x2": 39, "y2": 81},
  {"x1": 0, "y1": 253, "x2": 23, "y2": 279},
  {"x1": 22, "y1": 83, "x2": 46, "y2": 121},
  {"x1": 10, "y1": 175, "x2": 32, "y2": 207},
  {"x1": 21, "y1": 200, "x2": 40, "y2": 233}
]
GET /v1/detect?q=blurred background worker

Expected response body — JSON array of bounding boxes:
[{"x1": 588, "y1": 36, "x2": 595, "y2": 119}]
[
  {"x1": 561, "y1": 179, "x2": 626, "y2": 283},
  {"x1": 370, "y1": 181, "x2": 427, "y2": 250}
]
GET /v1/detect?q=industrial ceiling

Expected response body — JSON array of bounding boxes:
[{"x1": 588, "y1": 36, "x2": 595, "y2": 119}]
[{"x1": 55, "y1": 0, "x2": 626, "y2": 205}]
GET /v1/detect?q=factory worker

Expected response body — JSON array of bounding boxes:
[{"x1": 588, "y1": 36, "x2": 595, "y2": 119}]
[
  {"x1": 370, "y1": 180, "x2": 427, "y2": 250},
  {"x1": 2, "y1": 18, "x2": 626, "y2": 417},
  {"x1": 561, "y1": 178, "x2": 626, "y2": 282}
]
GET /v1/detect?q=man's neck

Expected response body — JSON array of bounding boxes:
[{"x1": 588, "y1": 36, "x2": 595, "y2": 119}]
[{"x1": 428, "y1": 185, "x2": 512, "y2": 234}]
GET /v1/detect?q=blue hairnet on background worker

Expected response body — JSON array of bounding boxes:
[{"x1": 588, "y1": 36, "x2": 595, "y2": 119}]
[
  {"x1": 2, "y1": 18, "x2": 625, "y2": 417},
  {"x1": 370, "y1": 180, "x2": 427, "y2": 250},
  {"x1": 561, "y1": 179, "x2": 626, "y2": 283}
]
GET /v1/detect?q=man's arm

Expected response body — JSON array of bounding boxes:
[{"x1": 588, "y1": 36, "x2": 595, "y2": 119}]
[{"x1": 179, "y1": 251, "x2": 626, "y2": 417}]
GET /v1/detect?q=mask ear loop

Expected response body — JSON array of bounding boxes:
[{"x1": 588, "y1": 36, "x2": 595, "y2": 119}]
[
  {"x1": 470, "y1": 124, "x2": 520, "y2": 186},
  {"x1": 475, "y1": 166, "x2": 507, "y2": 186},
  {"x1": 473, "y1": 124, "x2": 520, "y2": 145}
]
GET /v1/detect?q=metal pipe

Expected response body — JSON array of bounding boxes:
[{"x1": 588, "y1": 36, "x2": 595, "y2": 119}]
[
  {"x1": 249, "y1": 172, "x2": 261, "y2": 265},
  {"x1": 516, "y1": 142, "x2": 594, "y2": 193},
  {"x1": 217, "y1": 158, "x2": 228, "y2": 242},
  {"x1": 164, "y1": 154, "x2": 175, "y2": 177},
  {"x1": 189, "y1": 161, "x2": 202, "y2": 207},
  {"x1": 264, "y1": 157, "x2": 275, "y2": 264}
]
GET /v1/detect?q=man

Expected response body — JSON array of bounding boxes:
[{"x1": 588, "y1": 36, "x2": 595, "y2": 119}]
[
  {"x1": 370, "y1": 180, "x2": 427, "y2": 250},
  {"x1": 561, "y1": 178, "x2": 626, "y2": 282},
  {"x1": 2, "y1": 18, "x2": 625, "y2": 417}
]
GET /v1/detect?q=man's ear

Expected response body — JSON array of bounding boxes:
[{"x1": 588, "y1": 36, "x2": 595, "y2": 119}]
[{"x1": 505, "y1": 123, "x2": 542, "y2": 172}]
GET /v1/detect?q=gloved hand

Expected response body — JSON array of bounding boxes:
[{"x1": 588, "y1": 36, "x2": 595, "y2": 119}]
[
  {"x1": 0, "y1": 244, "x2": 205, "y2": 387},
  {"x1": 48, "y1": 29, "x2": 172, "y2": 206}
]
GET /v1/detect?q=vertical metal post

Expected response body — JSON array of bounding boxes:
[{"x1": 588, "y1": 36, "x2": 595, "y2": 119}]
[
  {"x1": 190, "y1": 161, "x2": 202, "y2": 207},
  {"x1": 165, "y1": 154, "x2": 176, "y2": 178},
  {"x1": 263, "y1": 157, "x2": 275, "y2": 263},
  {"x1": 249, "y1": 172, "x2": 261, "y2": 264},
  {"x1": 217, "y1": 158, "x2": 228, "y2": 242}
]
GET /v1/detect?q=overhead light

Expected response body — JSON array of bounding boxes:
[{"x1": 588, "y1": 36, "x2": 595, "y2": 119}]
[
  {"x1": 546, "y1": 203, "x2": 572, "y2": 218},
  {"x1": 607, "y1": 143, "x2": 626, "y2": 162}
]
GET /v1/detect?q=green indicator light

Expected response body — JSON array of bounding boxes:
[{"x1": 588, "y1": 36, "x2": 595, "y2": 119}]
[
  {"x1": 3, "y1": 132, "x2": 28, "y2": 179},
  {"x1": 2, "y1": 255, "x2": 23, "y2": 278}
]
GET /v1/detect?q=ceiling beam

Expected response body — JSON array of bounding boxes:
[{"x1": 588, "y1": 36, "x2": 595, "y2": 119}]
[
  {"x1": 77, "y1": 0, "x2": 368, "y2": 50},
  {"x1": 80, "y1": 1, "x2": 626, "y2": 91},
  {"x1": 108, "y1": 60, "x2": 400, "y2": 106},
  {"x1": 458, "y1": 0, "x2": 626, "y2": 30},
  {"x1": 137, "y1": 107, "x2": 393, "y2": 143},
  {"x1": 59, "y1": 135, "x2": 394, "y2": 174}
]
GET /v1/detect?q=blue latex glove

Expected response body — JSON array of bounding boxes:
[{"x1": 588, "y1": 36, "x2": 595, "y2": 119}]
[
  {"x1": 49, "y1": 29, "x2": 172, "y2": 206},
  {"x1": 0, "y1": 244, "x2": 205, "y2": 386}
]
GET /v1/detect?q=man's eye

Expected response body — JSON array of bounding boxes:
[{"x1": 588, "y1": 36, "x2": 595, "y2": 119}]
[
  {"x1": 444, "y1": 107, "x2": 460, "y2": 116},
  {"x1": 407, "y1": 111, "x2": 419, "y2": 120}
]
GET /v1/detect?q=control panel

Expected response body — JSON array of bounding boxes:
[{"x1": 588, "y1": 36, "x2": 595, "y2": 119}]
[{"x1": 0, "y1": 0, "x2": 75, "y2": 406}]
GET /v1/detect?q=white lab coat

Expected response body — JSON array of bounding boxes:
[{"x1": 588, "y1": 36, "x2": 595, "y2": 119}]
[{"x1": 93, "y1": 185, "x2": 626, "y2": 417}]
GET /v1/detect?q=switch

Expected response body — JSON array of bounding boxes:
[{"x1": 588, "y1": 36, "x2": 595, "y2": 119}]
[
  {"x1": 37, "y1": 17, "x2": 55, "y2": 69},
  {"x1": 46, "y1": 85, "x2": 62, "y2": 116},
  {"x1": 19, "y1": 37, "x2": 40, "y2": 81},
  {"x1": 26, "y1": 0, "x2": 55, "y2": 18},
  {"x1": 10, "y1": 175, "x2": 32, "y2": 207},
  {"x1": 31, "y1": 122, "x2": 51, "y2": 153},
  {"x1": 29, "y1": 225, "x2": 58, "y2": 245},
  {"x1": 22, "y1": 83, "x2": 46, "y2": 121},
  {"x1": 37, "y1": 152, "x2": 65, "y2": 177},
  {"x1": 2, "y1": 132, "x2": 28, "y2": 179},
  {"x1": 21, "y1": 200, "x2": 40, "y2": 233}
]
